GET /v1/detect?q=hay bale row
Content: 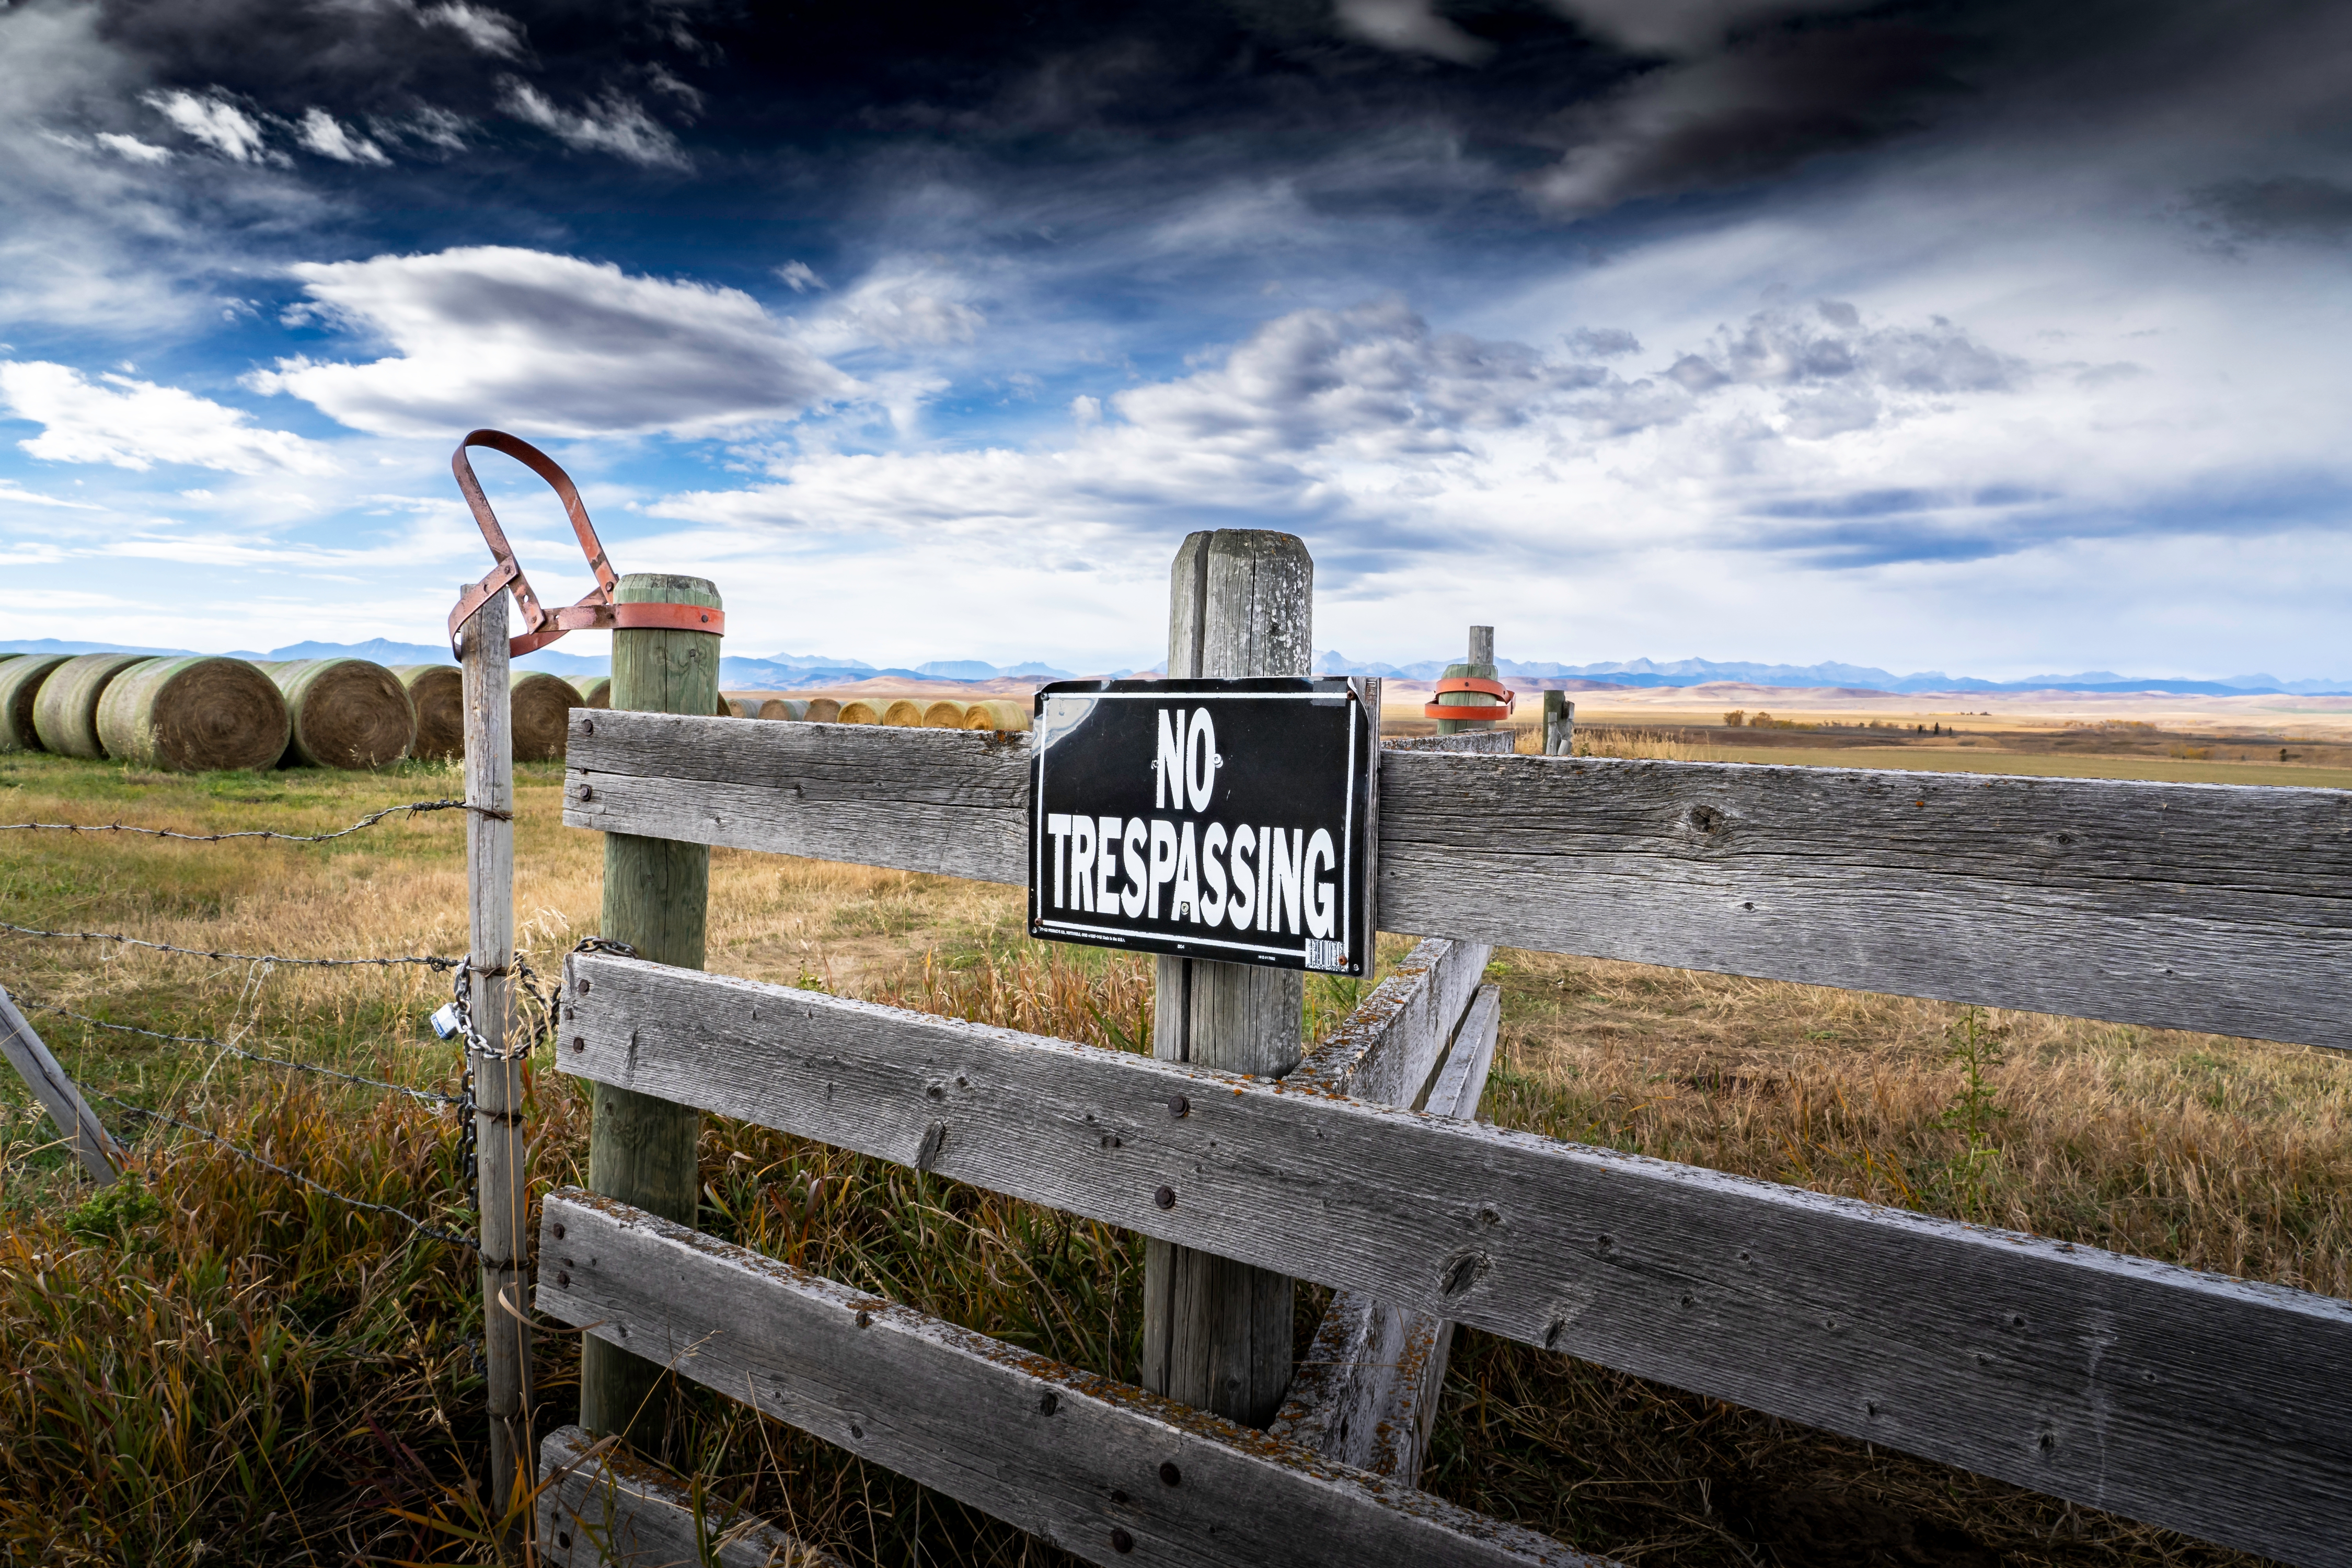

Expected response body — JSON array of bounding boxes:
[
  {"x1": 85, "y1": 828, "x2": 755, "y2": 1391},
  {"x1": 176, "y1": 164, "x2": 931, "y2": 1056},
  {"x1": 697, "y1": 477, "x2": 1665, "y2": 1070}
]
[
  {"x1": 720, "y1": 694, "x2": 1030, "y2": 731},
  {"x1": 34, "y1": 652, "x2": 156, "y2": 758},
  {"x1": 392, "y1": 666, "x2": 464, "y2": 762},
  {"x1": 0, "y1": 654, "x2": 71, "y2": 751}
]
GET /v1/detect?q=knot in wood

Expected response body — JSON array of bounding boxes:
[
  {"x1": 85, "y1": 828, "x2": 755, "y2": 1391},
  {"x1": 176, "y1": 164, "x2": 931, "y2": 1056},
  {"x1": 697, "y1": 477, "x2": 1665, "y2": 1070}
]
[
  {"x1": 1688, "y1": 804, "x2": 1726, "y2": 835},
  {"x1": 1439, "y1": 1248, "x2": 1491, "y2": 1297}
]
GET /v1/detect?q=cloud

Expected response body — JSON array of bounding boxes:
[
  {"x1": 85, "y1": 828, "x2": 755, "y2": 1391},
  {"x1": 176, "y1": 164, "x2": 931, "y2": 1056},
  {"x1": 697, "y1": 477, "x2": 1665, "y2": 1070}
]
[
  {"x1": 1542, "y1": 0, "x2": 1875, "y2": 55},
  {"x1": 250, "y1": 245, "x2": 859, "y2": 438},
  {"x1": 0, "y1": 480, "x2": 103, "y2": 510},
  {"x1": 142, "y1": 89, "x2": 278, "y2": 164},
  {"x1": 776, "y1": 261, "x2": 824, "y2": 293},
  {"x1": 0, "y1": 361, "x2": 338, "y2": 475},
  {"x1": 1332, "y1": 0, "x2": 1494, "y2": 65},
  {"x1": 296, "y1": 108, "x2": 390, "y2": 166},
  {"x1": 94, "y1": 132, "x2": 172, "y2": 165},
  {"x1": 1564, "y1": 326, "x2": 1641, "y2": 357},
  {"x1": 418, "y1": 2, "x2": 527, "y2": 60},
  {"x1": 813, "y1": 266, "x2": 986, "y2": 350},
  {"x1": 2188, "y1": 176, "x2": 2352, "y2": 245},
  {"x1": 499, "y1": 80, "x2": 688, "y2": 169}
]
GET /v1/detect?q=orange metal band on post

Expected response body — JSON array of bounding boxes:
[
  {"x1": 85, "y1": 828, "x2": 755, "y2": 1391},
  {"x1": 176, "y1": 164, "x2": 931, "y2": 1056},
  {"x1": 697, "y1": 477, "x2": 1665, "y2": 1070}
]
[
  {"x1": 446, "y1": 429, "x2": 727, "y2": 658},
  {"x1": 1423, "y1": 675, "x2": 1516, "y2": 720}
]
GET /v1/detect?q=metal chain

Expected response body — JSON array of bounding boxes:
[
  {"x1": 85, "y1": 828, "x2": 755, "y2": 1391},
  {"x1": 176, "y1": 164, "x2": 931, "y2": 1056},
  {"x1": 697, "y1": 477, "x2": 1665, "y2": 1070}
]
[
  {"x1": 446, "y1": 937, "x2": 629, "y2": 1185},
  {"x1": 89, "y1": 1089, "x2": 476, "y2": 1251},
  {"x1": 0, "y1": 798, "x2": 512, "y2": 844},
  {"x1": 24, "y1": 1000, "x2": 463, "y2": 1107},
  {"x1": 0, "y1": 922, "x2": 463, "y2": 970}
]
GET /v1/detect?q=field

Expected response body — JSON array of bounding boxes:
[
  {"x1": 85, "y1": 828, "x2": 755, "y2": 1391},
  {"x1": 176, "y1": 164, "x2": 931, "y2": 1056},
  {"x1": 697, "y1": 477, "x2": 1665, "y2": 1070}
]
[{"x1": 2, "y1": 734, "x2": 2346, "y2": 1566}]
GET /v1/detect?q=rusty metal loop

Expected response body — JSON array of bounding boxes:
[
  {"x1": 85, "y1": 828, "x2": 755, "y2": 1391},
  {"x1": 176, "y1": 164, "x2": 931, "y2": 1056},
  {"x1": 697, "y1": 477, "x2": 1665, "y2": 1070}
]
[{"x1": 446, "y1": 429, "x2": 725, "y2": 658}]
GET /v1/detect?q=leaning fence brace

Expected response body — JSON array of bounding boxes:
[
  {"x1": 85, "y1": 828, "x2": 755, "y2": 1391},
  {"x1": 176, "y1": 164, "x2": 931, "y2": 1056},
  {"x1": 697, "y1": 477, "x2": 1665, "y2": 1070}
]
[{"x1": 538, "y1": 545, "x2": 2352, "y2": 1568}]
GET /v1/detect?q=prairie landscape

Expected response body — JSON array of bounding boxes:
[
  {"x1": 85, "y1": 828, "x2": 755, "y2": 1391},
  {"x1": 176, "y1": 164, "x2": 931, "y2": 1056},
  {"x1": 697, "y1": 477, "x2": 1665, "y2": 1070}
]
[{"x1": 2, "y1": 724, "x2": 2345, "y2": 1566}]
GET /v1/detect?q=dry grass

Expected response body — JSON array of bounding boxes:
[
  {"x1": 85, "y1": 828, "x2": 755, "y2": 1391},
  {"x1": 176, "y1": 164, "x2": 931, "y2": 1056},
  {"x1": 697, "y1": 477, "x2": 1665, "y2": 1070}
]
[{"x1": 1, "y1": 747, "x2": 2341, "y2": 1566}]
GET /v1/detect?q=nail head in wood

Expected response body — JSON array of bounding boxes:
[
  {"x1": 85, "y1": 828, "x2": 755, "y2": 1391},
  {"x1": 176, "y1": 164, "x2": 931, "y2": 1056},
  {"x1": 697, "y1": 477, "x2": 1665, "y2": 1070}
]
[{"x1": 1154, "y1": 1185, "x2": 1177, "y2": 1210}]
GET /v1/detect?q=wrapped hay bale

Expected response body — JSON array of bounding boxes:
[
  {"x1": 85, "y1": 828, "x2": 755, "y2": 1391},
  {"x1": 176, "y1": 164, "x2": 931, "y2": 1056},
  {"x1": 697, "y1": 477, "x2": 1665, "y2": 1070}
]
[
  {"x1": 881, "y1": 698, "x2": 926, "y2": 727},
  {"x1": 0, "y1": 654, "x2": 71, "y2": 752},
  {"x1": 391, "y1": 665, "x2": 464, "y2": 762},
  {"x1": 718, "y1": 693, "x2": 737, "y2": 717},
  {"x1": 961, "y1": 700, "x2": 1032, "y2": 732},
  {"x1": 96, "y1": 656, "x2": 289, "y2": 773},
  {"x1": 511, "y1": 670, "x2": 579, "y2": 763},
  {"x1": 570, "y1": 675, "x2": 612, "y2": 708},
  {"x1": 804, "y1": 697, "x2": 841, "y2": 722},
  {"x1": 33, "y1": 653, "x2": 155, "y2": 759},
  {"x1": 837, "y1": 698, "x2": 882, "y2": 724},
  {"x1": 267, "y1": 658, "x2": 416, "y2": 769},
  {"x1": 757, "y1": 698, "x2": 807, "y2": 720},
  {"x1": 921, "y1": 699, "x2": 967, "y2": 728}
]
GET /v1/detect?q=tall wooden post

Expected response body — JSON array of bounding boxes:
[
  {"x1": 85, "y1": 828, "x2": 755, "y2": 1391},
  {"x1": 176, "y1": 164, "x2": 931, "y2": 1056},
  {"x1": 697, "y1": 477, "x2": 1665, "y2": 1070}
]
[
  {"x1": 457, "y1": 585, "x2": 530, "y2": 1536},
  {"x1": 581, "y1": 572, "x2": 722, "y2": 1450},
  {"x1": 1141, "y1": 529, "x2": 1311, "y2": 1428},
  {"x1": 1435, "y1": 625, "x2": 1498, "y2": 735}
]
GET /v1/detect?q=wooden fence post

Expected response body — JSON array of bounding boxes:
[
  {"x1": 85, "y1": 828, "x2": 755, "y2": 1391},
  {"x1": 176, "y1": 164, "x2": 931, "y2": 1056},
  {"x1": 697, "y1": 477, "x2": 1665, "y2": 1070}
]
[
  {"x1": 1542, "y1": 690, "x2": 1575, "y2": 756},
  {"x1": 581, "y1": 572, "x2": 723, "y2": 1450},
  {"x1": 458, "y1": 584, "x2": 531, "y2": 1536},
  {"x1": 0, "y1": 984, "x2": 122, "y2": 1185},
  {"x1": 1435, "y1": 625, "x2": 1497, "y2": 735},
  {"x1": 1142, "y1": 529, "x2": 1311, "y2": 1428}
]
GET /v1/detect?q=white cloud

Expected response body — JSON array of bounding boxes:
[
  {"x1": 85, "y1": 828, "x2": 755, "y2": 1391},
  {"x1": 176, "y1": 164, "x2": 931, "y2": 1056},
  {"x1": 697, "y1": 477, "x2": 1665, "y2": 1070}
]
[
  {"x1": 94, "y1": 132, "x2": 171, "y2": 165},
  {"x1": 499, "y1": 79, "x2": 687, "y2": 169},
  {"x1": 251, "y1": 245, "x2": 859, "y2": 438},
  {"x1": 296, "y1": 108, "x2": 391, "y2": 166},
  {"x1": 419, "y1": 2, "x2": 527, "y2": 59},
  {"x1": 142, "y1": 89, "x2": 276, "y2": 164},
  {"x1": 1332, "y1": 0, "x2": 1493, "y2": 64},
  {"x1": 0, "y1": 480, "x2": 102, "y2": 509},
  {"x1": 802, "y1": 263, "x2": 985, "y2": 351},
  {"x1": 776, "y1": 260, "x2": 824, "y2": 293},
  {"x1": 0, "y1": 361, "x2": 339, "y2": 476}
]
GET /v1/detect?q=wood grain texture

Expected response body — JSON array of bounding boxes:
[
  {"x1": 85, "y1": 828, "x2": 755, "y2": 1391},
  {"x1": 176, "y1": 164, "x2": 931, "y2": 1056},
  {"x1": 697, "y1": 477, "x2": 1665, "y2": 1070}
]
[
  {"x1": 0, "y1": 984, "x2": 122, "y2": 1185},
  {"x1": 536, "y1": 1191, "x2": 1606, "y2": 1568},
  {"x1": 537, "y1": 1424, "x2": 840, "y2": 1567},
  {"x1": 1272, "y1": 980, "x2": 1501, "y2": 1481},
  {"x1": 567, "y1": 721, "x2": 2352, "y2": 1050},
  {"x1": 1286, "y1": 936, "x2": 1491, "y2": 1108},
  {"x1": 459, "y1": 586, "x2": 531, "y2": 1523},
  {"x1": 1375, "y1": 750, "x2": 2352, "y2": 1052},
  {"x1": 1143, "y1": 529, "x2": 1315, "y2": 1428},
  {"x1": 583, "y1": 571, "x2": 723, "y2": 1447},
  {"x1": 558, "y1": 951, "x2": 2352, "y2": 1567},
  {"x1": 1382, "y1": 731, "x2": 1516, "y2": 754}
]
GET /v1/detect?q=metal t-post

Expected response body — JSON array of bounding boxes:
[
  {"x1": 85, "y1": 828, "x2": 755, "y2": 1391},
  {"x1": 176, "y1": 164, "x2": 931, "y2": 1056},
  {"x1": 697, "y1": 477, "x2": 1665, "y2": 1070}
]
[{"x1": 1140, "y1": 529, "x2": 1312, "y2": 1427}]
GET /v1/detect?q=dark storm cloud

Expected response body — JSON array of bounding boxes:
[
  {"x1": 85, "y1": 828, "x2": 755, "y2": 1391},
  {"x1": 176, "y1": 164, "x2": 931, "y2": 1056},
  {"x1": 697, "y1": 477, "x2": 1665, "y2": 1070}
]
[{"x1": 2189, "y1": 176, "x2": 2352, "y2": 245}]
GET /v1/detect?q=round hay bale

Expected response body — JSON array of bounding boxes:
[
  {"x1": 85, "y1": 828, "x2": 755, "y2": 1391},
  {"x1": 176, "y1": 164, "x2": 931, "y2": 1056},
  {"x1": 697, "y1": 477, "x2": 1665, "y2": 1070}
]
[
  {"x1": 0, "y1": 654, "x2": 71, "y2": 752},
  {"x1": 922, "y1": 699, "x2": 968, "y2": 728},
  {"x1": 882, "y1": 698, "x2": 926, "y2": 727},
  {"x1": 961, "y1": 700, "x2": 1032, "y2": 732},
  {"x1": 391, "y1": 665, "x2": 464, "y2": 762},
  {"x1": 804, "y1": 697, "x2": 841, "y2": 722},
  {"x1": 96, "y1": 656, "x2": 289, "y2": 773},
  {"x1": 570, "y1": 675, "x2": 612, "y2": 709},
  {"x1": 33, "y1": 653, "x2": 155, "y2": 759},
  {"x1": 838, "y1": 699, "x2": 883, "y2": 724},
  {"x1": 758, "y1": 698, "x2": 808, "y2": 721},
  {"x1": 268, "y1": 658, "x2": 416, "y2": 769},
  {"x1": 511, "y1": 671, "x2": 578, "y2": 763},
  {"x1": 718, "y1": 693, "x2": 739, "y2": 717},
  {"x1": 0, "y1": 652, "x2": 19, "y2": 664}
]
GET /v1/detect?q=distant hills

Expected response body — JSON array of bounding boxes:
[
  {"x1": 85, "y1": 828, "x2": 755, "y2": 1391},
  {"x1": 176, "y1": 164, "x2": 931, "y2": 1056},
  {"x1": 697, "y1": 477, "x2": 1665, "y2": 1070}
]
[{"x1": 3, "y1": 638, "x2": 2344, "y2": 697}]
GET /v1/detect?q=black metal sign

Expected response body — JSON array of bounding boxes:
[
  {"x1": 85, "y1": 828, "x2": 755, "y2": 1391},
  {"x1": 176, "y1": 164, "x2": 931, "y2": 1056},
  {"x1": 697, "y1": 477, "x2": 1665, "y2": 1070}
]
[{"x1": 1029, "y1": 678, "x2": 1374, "y2": 974}]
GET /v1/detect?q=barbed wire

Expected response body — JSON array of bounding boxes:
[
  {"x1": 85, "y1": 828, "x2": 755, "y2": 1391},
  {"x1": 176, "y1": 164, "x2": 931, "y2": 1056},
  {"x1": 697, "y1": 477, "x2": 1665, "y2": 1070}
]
[
  {"x1": 0, "y1": 798, "x2": 511, "y2": 845},
  {"x1": 0, "y1": 922, "x2": 463, "y2": 970},
  {"x1": 89, "y1": 1089, "x2": 476, "y2": 1251},
  {"x1": 26, "y1": 1000, "x2": 464, "y2": 1107}
]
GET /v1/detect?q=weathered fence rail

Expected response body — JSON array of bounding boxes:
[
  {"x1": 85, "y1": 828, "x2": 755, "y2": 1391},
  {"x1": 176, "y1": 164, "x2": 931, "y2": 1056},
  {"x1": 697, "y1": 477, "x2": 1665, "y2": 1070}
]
[
  {"x1": 555, "y1": 947, "x2": 2352, "y2": 1566},
  {"x1": 563, "y1": 710, "x2": 2352, "y2": 1052}
]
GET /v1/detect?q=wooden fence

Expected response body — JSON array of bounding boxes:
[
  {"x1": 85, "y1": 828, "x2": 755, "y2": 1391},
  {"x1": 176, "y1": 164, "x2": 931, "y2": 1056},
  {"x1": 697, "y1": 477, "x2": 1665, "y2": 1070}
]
[{"x1": 534, "y1": 704, "x2": 2352, "y2": 1568}]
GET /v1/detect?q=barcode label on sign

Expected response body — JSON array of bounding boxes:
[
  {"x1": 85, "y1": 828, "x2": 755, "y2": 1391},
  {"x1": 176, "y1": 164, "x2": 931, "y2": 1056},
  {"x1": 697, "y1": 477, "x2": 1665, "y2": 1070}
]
[{"x1": 1304, "y1": 939, "x2": 1347, "y2": 972}]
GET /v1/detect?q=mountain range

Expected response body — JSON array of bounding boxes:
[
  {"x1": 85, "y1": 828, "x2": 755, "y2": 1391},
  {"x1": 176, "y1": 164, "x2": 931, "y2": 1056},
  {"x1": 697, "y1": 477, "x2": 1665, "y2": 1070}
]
[{"x1": 2, "y1": 639, "x2": 2345, "y2": 697}]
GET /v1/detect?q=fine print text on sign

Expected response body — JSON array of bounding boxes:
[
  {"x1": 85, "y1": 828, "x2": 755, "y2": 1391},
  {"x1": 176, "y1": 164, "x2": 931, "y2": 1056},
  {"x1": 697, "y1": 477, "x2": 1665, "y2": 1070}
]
[{"x1": 1029, "y1": 678, "x2": 1375, "y2": 974}]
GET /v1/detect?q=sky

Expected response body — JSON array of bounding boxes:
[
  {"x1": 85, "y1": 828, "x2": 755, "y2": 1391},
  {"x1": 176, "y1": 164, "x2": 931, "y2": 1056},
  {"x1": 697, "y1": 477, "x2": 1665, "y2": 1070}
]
[{"x1": 2, "y1": 0, "x2": 2349, "y2": 680}]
